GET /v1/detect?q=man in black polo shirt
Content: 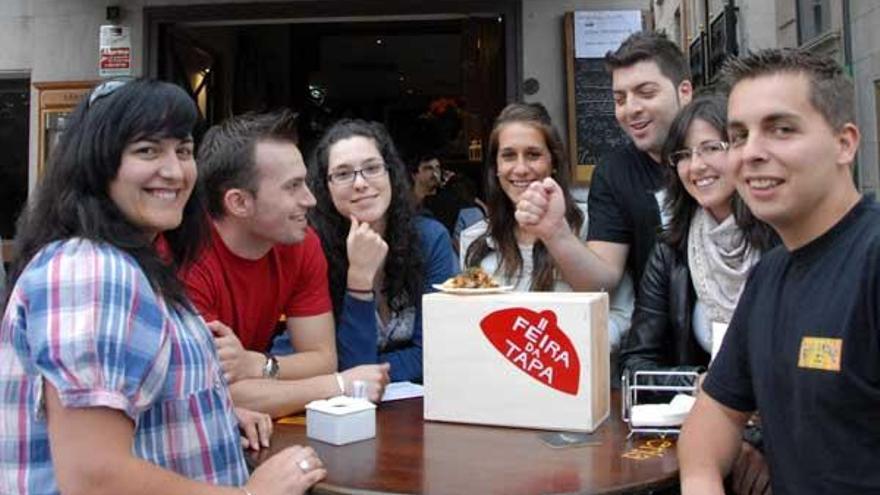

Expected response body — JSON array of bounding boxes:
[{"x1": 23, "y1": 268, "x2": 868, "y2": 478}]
[
  {"x1": 513, "y1": 32, "x2": 692, "y2": 293},
  {"x1": 679, "y1": 49, "x2": 880, "y2": 494}
]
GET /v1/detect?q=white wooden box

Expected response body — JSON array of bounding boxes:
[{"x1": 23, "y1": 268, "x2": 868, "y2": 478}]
[{"x1": 423, "y1": 292, "x2": 609, "y2": 432}]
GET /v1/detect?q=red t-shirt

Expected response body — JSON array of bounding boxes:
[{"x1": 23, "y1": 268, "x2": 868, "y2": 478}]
[{"x1": 181, "y1": 224, "x2": 332, "y2": 352}]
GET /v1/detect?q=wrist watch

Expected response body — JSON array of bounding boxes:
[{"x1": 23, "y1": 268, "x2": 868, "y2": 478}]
[
  {"x1": 262, "y1": 353, "x2": 280, "y2": 379},
  {"x1": 742, "y1": 417, "x2": 764, "y2": 452}
]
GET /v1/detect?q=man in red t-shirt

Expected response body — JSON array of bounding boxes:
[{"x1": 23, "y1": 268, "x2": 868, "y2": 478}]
[{"x1": 181, "y1": 111, "x2": 389, "y2": 420}]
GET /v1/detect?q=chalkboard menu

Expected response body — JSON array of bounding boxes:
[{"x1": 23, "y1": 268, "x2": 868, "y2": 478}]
[
  {"x1": 572, "y1": 58, "x2": 628, "y2": 169},
  {"x1": 564, "y1": 11, "x2": 643, "y2": 183}
]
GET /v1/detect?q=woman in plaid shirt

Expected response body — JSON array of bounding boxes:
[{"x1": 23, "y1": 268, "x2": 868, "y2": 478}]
[{"x1": 0, "y1": 79, "x2": 324, "y2": 495}]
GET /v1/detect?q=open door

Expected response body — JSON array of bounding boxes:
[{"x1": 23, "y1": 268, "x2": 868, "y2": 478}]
[
  {"x1": 159, "y1": 25, "x2": 217, "y2": 122},
  {"x1": 461, "y1": 16, "x2": 506, "y2": 165}
]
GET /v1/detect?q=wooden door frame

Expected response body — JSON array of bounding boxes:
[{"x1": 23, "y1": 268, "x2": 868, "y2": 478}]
[{"x1": 143, "y1": 0, "x2": 522, "y2": 102}]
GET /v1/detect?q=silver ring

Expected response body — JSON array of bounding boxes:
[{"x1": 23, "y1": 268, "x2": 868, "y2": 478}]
[{"x1": 298, "y1": 459, "x2": 311, "y2": 472}]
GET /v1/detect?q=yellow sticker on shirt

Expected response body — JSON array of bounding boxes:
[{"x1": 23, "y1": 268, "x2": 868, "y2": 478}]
[{"x1": 798, "y1": 337, "x2": 842, "y2": 371}]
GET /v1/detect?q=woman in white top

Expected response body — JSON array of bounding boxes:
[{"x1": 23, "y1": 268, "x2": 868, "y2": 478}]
[{"x1": 460, "y1": 102, "x2": 634, "y2": 351}]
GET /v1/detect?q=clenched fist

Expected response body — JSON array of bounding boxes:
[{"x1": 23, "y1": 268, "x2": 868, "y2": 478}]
[{"x1": 514, "y1": 177, "x2": 567, "y2": 241}]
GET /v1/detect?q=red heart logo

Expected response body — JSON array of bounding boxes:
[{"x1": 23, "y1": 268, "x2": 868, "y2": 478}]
[{"x1": 480, "y1": 308, "x2": 580, "y2": 395}]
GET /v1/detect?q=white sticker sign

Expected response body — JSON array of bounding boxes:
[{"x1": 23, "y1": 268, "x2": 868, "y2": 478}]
[
  {"x1": 711, "y1": 321, "x2": 729, "y2": 362},
  {"x1": 574, "y1": 10, "x2": 643, "y2": 59},
  {"x1": 99, "y1": 25, "x2": 132, "y2": 77}
]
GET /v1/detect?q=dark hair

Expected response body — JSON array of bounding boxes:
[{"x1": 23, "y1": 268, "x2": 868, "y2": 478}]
[
  {"x1": 404, "y1": 149, "x2": 441, "y2": 176},
  {"x1": 605, "y1": 31, "x2": 690, "y2": 87},
  {"x1": 309, "y1": 119, "x2": 422, "y2": 315},
  {"x1": 660, "y1": 93, "x2": 776, "y2": 253},
  {"x1": 720, "y1": 48, "x2": 854, "y2": 131},
  {"x1": 464, "y1": 102, "x2": 583, "y2": 291},
  {"x1": 447, "y1": 173, "x2": 480, "y2": 205},
  {"x1": 198, "y1": 109, "x2": 299, "y2": 218},
  {"x1": 7, "y1": 79, "x2": 204, "y2": 309}
]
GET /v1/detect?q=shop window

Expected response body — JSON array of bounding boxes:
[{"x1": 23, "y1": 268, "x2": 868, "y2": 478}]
[
  {"x1": 0, "y1": 79, "x2": 29, "y2": 246},
  {"x1": 797, "y1": 0, "x2": 831, "y2": 45}
]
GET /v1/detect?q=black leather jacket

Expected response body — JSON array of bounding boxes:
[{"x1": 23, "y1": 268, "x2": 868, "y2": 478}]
[{"x1": 619, "y1": 241, "x2": 709, "y2": 389}]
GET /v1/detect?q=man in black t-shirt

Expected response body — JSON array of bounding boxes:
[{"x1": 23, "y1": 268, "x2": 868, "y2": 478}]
[
  {"x1": 587, "y1": 31, "x2": 695, "y2": 287},
  {"x1": 586, "y1": 142, "x2": 666, "y2": 288},
  {"x1": 679, "y1": 50, "x2": 877, "y2": 494},
  {"x1": 513, "y1": 31, "x2": 692, "y2": 291}
]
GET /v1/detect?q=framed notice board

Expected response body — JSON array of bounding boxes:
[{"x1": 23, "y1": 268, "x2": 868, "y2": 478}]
[
  {"x1": 34, "y1": 81, "x2": 97, "y2": 178},
  {"x1": 564, "y1": 11, "x2": 643, "y2": 184}
]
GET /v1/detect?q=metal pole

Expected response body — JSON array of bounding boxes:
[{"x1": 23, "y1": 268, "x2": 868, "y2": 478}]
[
  {"x1": 842, "y1": 0, "x2": 853, "y2": 75},
  {"x1": 726, "y1": 0, "x2": 738, "y2": 56}
]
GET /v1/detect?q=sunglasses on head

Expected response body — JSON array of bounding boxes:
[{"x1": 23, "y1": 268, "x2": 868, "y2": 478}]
[{"x1": 87, "y1": 77, "x2": 135, "y2": 108}]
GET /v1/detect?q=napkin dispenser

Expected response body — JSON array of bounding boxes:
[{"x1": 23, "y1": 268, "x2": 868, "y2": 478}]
[
  {"x1": 305, "y1": 396, "x2": 376, "y2": 445},
  {"x1": 621, "y1": 370, "x2": 700, "y2": 436}
]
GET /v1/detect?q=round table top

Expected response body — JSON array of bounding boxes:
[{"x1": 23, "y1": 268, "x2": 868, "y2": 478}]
[{"x1": 250, "y1": 391, "x2": 678, "y2": 495}]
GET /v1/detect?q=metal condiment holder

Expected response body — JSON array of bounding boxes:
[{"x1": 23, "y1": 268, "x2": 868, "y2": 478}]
[{"x1": 621, "y1": 370, "x2": 700, "y2": 438}]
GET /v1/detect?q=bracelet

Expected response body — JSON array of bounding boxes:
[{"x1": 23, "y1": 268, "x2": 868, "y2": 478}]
[
  {"x1": 334, "y1": 372, "x2": 346, "y2": 395},
  {"x1": 346, "y1": 286, "x2": 373, "y2": 294}
]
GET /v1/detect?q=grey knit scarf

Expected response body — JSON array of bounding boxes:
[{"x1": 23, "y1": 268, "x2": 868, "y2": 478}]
[{"x1": 688, "y1": 209, "x2": 760, "y2": 324}]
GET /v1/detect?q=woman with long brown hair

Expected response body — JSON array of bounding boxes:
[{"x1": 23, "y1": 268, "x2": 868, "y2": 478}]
[{"x1": 461, "y1": 102, "x2": 634, "y2": 351}]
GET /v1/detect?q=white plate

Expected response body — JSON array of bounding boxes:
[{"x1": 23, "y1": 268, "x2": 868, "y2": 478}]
[{"x1": 431, "y1": 284, "x2": 515, "y2": 295}]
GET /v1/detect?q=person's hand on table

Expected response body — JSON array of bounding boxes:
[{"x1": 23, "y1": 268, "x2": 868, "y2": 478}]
[
  {"x1": 730, "y1": 441, "x2": 771, "y2": 495},
  {"x1": 245, "y1": 445, "x2": 326, "y2": 495},
  {"x1": 235, "y1": 406, "x2": 273, "y2": 452},
  {"x1": 208, "y1": 320, "x2": 263, "y2": 383},
  {"x1": 341, "y1": 363, "x2": 391, "y2": 402}
]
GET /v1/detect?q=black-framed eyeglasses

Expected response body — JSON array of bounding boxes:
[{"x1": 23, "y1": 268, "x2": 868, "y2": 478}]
[
  {"x1": 667, "y1": 140, "x2": 729, "y2": 168},
  {"x1": 327, "y1": 162, "x2": 388, "y2": 185},
  {"x1": 88, "y1": 78, "x2": 134, "y2": 108}
]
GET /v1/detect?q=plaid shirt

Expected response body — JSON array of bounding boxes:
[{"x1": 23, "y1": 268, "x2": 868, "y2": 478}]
[{"x1": 0, "y1": 239, "x2": 248, "y2": 494}]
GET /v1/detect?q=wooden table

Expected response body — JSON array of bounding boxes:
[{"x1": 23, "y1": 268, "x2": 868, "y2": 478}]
[{"x1": 250, "y1": 391, "x2": 678, "y2": 495}]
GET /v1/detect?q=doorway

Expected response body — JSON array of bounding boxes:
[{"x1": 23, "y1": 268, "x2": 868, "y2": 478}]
[
  {"x1": 147, "y1": 1, "x2": 519, "y2": 193},
  {"x1": 0, "y1": 77, "x2": 29, "y2": 264}
]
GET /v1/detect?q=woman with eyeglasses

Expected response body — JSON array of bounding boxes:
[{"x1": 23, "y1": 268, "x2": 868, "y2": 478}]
[
  {"x1": 621, "y1": 94, "x2": 777, "y2": 495},
  {"x1": 620, "y1": 94, "x2": 776, "y2": 391},
  {"x1": 0, "y1": 79, "x2": 324, "y2": 495},
  {"x1": 460, "y1": 102, "x2": 635, "y2": 354},
  {"x1": 309, "y1": 119, "x2": 457, "y2": 383}
]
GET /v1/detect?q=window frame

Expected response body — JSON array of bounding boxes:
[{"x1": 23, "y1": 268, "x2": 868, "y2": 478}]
[{"x1": 796, "y1": 0, "x2": 832, "y2": 45}]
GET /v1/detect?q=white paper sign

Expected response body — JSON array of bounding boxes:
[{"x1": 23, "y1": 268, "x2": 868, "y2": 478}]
[
  {"x1": 574, "y1": 10, "x2": 643, "y2": 59},
  {"x1": 99, "y1": 25, "x2": 132, "y2": 77},
  {"x1": 381, "y1": 381, "x2": 424, "y2": 402},
  {"x1": 711, "y1": 321, "x2": 729, "y2": 362}
]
